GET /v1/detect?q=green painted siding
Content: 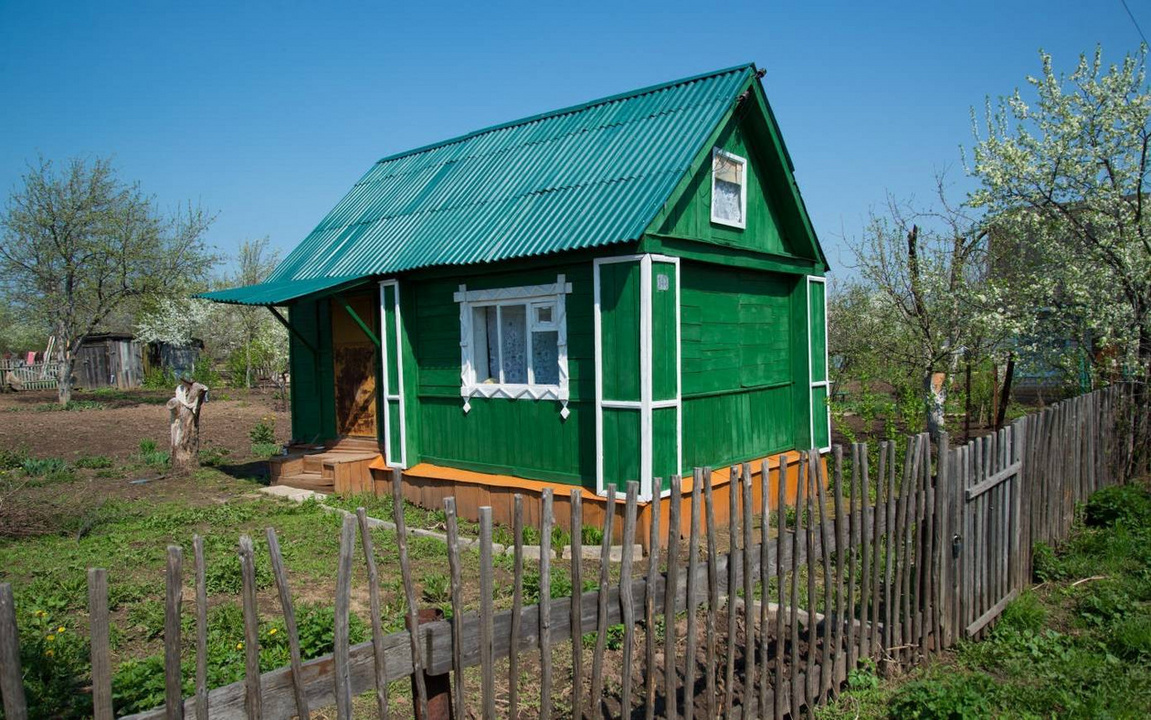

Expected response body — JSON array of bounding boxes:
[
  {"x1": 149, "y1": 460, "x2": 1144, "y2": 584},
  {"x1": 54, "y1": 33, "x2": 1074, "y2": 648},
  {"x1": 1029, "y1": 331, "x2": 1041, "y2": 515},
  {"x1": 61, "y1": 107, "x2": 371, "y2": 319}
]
[
  {"x1": 649, "y1": 111, "x2": 794, "y2": 258},
  {"x1": 288, "y1": 298, "x2": 336, "y2": 442},
  {"x1": 680, "y1": 261, "x2": 799, "y2": 470},
  {"x1": 652, "y1": 260, "x2": 678, "y2": 402},
  {"x1": 597, "y1": 261, "x2": 641, "y2": 403},
  {"x1": 412, "y1": 261, "x2": 597, "y2": 485}
]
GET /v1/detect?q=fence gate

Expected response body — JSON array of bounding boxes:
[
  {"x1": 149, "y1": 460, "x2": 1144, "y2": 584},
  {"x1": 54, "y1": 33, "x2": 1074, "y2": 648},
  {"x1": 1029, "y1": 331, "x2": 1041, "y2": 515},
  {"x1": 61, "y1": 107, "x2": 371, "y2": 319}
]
[{"x1": 952, "y1": 419, "x2": 1026, "y2": 639}]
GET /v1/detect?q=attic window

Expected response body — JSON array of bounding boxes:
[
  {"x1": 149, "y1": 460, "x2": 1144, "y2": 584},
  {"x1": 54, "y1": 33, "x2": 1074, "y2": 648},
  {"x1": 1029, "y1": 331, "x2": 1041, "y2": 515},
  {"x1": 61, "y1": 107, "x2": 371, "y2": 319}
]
[
  {"x1": 711, "y1": 148, "x2": 747, "y2": 229},
  {"x1": 454, "y1": 278, "x2": 572, "y2": 414}
]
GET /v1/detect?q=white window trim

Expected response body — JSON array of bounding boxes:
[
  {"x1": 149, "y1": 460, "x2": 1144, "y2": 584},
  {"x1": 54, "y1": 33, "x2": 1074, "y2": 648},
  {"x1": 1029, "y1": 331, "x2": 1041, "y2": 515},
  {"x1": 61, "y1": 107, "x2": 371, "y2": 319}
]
[
  {"x1": 807, "y1": 275, "x2": 831, "y2": 454},
  {"x1": 710, "y1": 147, "x2": 748, "y2": 229},
  {"x1": 593, "y1": 254, "x2": 682, "y2": 502},
  {"x1": 455, "y1": 277, "x2": 572, "y2": 412}
]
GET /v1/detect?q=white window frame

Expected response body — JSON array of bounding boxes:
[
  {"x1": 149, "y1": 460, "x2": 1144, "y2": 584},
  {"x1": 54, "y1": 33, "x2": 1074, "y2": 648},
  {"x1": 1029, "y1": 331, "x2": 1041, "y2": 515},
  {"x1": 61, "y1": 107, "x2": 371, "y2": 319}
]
[
  {"x1": 454, "y1": 276, "x2": 572, "y2": 409},
  {"x1": 807, "y1": 275, "x2": 831, "y2": 453},
  {"x1": 710, "y1": 147, "x2": 748, "y2": 229}
]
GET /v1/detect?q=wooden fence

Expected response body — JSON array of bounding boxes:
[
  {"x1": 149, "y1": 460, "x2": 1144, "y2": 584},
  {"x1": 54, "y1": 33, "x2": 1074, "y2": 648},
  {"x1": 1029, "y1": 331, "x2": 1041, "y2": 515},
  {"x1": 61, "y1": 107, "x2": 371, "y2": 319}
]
[
  {"x1": 0, "y1": 385, "x2": 1144, "y2": 719},
  {"x1": 0, "y1": 359, "x2": 60, "y2": 391}
]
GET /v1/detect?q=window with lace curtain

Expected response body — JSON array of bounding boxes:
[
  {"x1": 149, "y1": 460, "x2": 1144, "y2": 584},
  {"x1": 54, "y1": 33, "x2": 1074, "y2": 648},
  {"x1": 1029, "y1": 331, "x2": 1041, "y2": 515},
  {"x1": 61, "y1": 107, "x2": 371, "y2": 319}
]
[
  {"x1": 711, "y1": 148, "x2": 747, "y2": 229},
  {"x1": 454, "y1": 278, "x2": 571, "y2": 411}
]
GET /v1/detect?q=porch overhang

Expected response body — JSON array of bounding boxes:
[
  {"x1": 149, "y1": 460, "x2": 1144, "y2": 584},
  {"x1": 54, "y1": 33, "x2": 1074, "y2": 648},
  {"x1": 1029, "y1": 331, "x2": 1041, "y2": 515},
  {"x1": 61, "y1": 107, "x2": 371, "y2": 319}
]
[{"x1": 196, "y1": 275, "x2": 370, "y2": 306}]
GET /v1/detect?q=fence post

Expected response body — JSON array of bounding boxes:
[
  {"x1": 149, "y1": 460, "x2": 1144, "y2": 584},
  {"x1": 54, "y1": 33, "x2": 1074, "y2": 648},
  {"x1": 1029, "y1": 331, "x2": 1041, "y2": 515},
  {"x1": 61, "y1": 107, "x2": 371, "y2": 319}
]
[{"x1": 0, "y1": 583, "x2": 28, "y2": 720}]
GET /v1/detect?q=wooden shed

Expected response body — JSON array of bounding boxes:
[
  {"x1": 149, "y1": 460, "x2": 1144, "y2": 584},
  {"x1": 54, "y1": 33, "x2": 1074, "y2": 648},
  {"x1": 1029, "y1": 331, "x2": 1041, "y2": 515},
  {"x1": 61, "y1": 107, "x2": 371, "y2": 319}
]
[
  {"x1": 75, "y1": 333, "x2": 143, "y2": 389},
  {"x1": 202, "y1": 64, "x2": 831, "y2": 538}
]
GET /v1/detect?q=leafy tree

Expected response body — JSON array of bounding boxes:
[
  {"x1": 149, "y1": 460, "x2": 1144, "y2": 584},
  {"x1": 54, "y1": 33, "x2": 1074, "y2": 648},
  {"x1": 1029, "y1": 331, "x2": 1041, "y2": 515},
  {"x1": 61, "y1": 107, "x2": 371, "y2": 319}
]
[
  {"x1": 969, "y1": 45, "x2": 1151, "y2": 460},
  {"x1": 844, "y1": 181, "x2": 1005, "y2": 439},
  {"x1": 230, "y1": 237, "x2": 281, "y2": 388},
  {"x1": 0, "y1": 156, "x2": 217, "y2": 403}
]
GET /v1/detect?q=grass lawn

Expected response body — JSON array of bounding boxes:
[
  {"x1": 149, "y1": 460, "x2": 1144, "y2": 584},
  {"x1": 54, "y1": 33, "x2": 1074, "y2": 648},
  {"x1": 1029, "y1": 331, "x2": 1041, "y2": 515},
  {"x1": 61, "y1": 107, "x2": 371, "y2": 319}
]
[
  {"x1": 817, "y1": 479, "x2": 1151, "y2": 720},
  {"x1": 0, "y1": 390, "x2": 620, "y2": 719}
]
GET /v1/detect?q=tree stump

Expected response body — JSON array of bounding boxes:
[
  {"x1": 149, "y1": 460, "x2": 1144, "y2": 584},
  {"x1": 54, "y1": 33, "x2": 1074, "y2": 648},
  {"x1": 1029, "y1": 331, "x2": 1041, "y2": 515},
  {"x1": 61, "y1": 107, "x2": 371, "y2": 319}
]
[{"x1": 167, "y1": 379, "x2": 208, "y2": 472}]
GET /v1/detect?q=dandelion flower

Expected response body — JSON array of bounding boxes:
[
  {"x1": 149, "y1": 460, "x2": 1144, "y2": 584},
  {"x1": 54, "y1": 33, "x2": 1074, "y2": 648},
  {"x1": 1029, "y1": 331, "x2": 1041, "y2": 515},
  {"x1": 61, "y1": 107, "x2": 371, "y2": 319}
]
[
  {"x1": 46, "y1": 635, "x2": 55, "y2": 642},
  {"x1": 57, "y1": 626, "x2": 66, "y2": 633},
  {"x1": 236, "y1": 642, "x2": 244, "y2": 650},
  {"x1": 269, "y1": 628, "x2": 277, "y2": 635},
  {"x1": 45, "y1": 649, "x2": 54, "y2": 658}
]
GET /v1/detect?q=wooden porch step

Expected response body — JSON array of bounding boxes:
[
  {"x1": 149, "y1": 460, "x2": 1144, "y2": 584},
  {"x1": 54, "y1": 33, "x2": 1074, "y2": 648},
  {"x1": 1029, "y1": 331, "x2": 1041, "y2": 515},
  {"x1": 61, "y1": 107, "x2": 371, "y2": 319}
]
[
  {"x1": 273, "y1": 472, "x2": 334, "y2": 493},
  {"x1": 302, "y1": 451, "x2": 380, "y2": 475}
]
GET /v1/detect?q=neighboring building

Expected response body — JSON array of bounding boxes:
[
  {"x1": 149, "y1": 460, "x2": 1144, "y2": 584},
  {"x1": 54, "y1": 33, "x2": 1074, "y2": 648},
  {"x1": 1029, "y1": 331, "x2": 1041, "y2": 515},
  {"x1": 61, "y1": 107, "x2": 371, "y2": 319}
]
[
  {"x1": 75, "y1": 333, "x2": 144, "y2": 389},
  {"x1": 202, "y1": 64, "x2": 830, "y2": 538}
]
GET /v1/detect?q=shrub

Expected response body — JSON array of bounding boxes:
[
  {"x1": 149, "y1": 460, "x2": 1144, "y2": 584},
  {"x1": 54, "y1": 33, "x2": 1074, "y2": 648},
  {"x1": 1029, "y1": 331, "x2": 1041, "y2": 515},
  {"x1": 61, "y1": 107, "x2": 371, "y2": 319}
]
[
  {"x1": 250, "y1": 442, "x2": 281, "y2": 458},
  {"x1": 142, "y1": 366, "x2": 177, "y2": 390},
  {"x1": 74, "y1": 454, "x2": 113, "y2": 469},
  {"x1": 887, "y1": 672, "x2": 996, "y2": 719},
  {"x1": 137, "y1": 439, "x2": 170, "y2": 468},
  {"x1": 17, "y1": 606, "x2": 92, "y2": 719},
  {"x1": 1084, "y1": 484, "x2": 1151, "y2": 528},
  {"x1": 249, "y1": 416, "x2": 276, "y2": 445},
  {"x1": 1031, "y1": 542, "x2": 1060, "y2": 582},
  {"x1": 581, "y1": 524, "x2": 603, "y2": 546},
  {"x1": 1109, "y1": 614, "x2": 1151, "y2": 661},
  {"x1": 421, "y1": 572, "x2": 451, "y2": 603},
  {"x1": 998, "y1": 591, "x2": 1046, "y2": 634}
]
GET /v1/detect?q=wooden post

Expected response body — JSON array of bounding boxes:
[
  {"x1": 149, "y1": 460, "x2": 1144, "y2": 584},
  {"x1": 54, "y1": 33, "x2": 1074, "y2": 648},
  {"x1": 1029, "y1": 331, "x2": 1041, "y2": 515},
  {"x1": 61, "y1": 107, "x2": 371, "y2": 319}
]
[
  {"x1": 89, "y1": 568, "x2": 113, "y2": 720},
  {"x1": 644, "y1": 476, "x2": 662, "y2": 720},
  {"x1": 539, "y1": 489, "x2": 554, "y2": 720},
  {"x1": 619, "y1": 481, "x2": 639, "y2": 716},
  {"x1": 0, "y1": 583, "x2": 27, "y2": 720},
  {"x1": 704, "y1": 468, "x2": 719, "y2": 720},
  {"x1": 392, "y1": 471, "x2": 429, "y2": 720},
  {"x1": 266, "y1": 529, "x2": 310, "y2": 720},
  {"x1": 684, "y1": 471, "x2": 701, "y2": 720},
  {"x1": 415, "y1": 609, "x2": 453, "y2": 720},
  {"x1": 353, "y1": 511, "x2": 386, "y2": 720},
  {"x1": 665, "y1": 476, "x2": 682, "y2": 719},
  {"x1": 332, "y1": 519, "x2": 355, "y2": 720},
  {"x1": 193, "y1": 537, "x2": 209, "y2": 720},
  {"x1": 509, "y1": 495, "x2": 524, "y2": 720},
  {"x1": 591, "y1": 486, "x2": 615, "y2": 717},
  {"x1": 165, "y1": 545, "x2": 184, "y2": 720},
  {"x1": 569, "y1": 491, "x2": 584, "y2": 720},
  {"x1": 478, "y1": 508, "x2": 495, "y2": 720},
  {"x1": 238, "y1": 536, "x2": 262, "y2": 720},
  {"x1": 443, "y1": 498, "x2": 467, "y2": 717}
]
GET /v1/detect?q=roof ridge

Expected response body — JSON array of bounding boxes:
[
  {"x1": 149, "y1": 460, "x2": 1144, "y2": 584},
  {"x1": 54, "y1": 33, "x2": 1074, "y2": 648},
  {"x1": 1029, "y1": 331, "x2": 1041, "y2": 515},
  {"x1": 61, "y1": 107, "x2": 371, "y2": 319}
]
[{"x1": 372, "y1": 63, "x2": 755, "y2": 167}]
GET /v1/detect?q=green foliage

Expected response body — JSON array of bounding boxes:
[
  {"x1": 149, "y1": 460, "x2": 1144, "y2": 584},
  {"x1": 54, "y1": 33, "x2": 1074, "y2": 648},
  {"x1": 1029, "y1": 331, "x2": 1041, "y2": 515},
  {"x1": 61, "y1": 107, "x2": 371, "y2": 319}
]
[
  {"x1": 33, "y1": 400, "x2": 106, "y2": 412},
  {"x1": 523, "y1": 566, "x2": 573, "y2": 603},
  {"x1": 74, "y1": 454, "x2": 113, "y2": 469},
  {"x1": 142, "y1": 366, "x2": 177, "y2": 390},
  {"x1": 111, "y1": 602, "x2": 368, "y2": 715},
  {"x1": 249, "y1": 415, "x2": 276, "y2": 444},
  {"x1": 581, "y1": 524, "x2": 603, "y2": 546},
  {"x1": 886, "y1": 673, "x2": 996, "y2": 719},
  {"x1": 1031, "y1": 542, "x2": 1059, "y2": 582},
  {"x1": 198, "y1": 444, "x2": 232, "y2": 467},
  {"x1": 14, "y1": 605, "x2": 92, "y2": 719},
  {"x1": 135, "y1": 438, "x2": 170, "y2": 467},
  {"x1": 20, "y1": 456, "x2": 68, "y2": 477},
  {"x1": 998, "y1": 591, "x2": 1046, "y2": 633},
  {"x1": 1084, "y1": 483, "x2": 1151, "y2": 528},
  {"x1": 203, "y1": 552, "x2": 274, "y2": 595},
  {"x1": 421, "y1": 572, "x2": 451, "y2": 603},
  {"x1": 250, "y1": 442, "x2": 281, "y2": 458}
]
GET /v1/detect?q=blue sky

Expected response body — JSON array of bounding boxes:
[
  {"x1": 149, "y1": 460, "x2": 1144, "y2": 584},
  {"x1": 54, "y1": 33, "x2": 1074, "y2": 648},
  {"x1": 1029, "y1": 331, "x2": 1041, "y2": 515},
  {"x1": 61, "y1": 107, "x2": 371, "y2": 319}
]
[{"x1": 0, "y1": 1, "x2": 1145, "y2": 276}]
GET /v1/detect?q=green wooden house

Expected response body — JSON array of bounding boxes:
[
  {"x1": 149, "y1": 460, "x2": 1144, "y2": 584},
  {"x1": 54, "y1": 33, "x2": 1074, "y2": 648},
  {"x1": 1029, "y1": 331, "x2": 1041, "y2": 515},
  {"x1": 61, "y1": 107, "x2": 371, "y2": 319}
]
[{"x1": 203, "y1": 63, "x2": 830, "y2": 516}]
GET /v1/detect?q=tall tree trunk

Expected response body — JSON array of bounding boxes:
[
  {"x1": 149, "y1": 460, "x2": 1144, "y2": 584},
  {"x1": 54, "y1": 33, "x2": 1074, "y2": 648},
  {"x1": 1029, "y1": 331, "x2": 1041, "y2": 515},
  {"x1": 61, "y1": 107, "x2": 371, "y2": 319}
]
[
  {"x1": 925, "y1": 370, "x2": 947, "y2": 442},
  {"x1": 57, "y1": 353, "x2": 74, "y2": 405},
  {"x1": 994, "y1": 354, "x2": 1016, "y2": 430}
]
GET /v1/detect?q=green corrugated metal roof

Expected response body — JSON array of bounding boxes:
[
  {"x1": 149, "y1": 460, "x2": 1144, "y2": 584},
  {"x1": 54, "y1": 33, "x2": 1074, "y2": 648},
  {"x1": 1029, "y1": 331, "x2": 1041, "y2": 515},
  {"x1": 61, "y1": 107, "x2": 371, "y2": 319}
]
[
  {"x1": 197, "y1": 275, "x2": 366, "y2": 306},
  {"x1": 247, "y1": 64, "x2": 756, "y2": 294}
]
